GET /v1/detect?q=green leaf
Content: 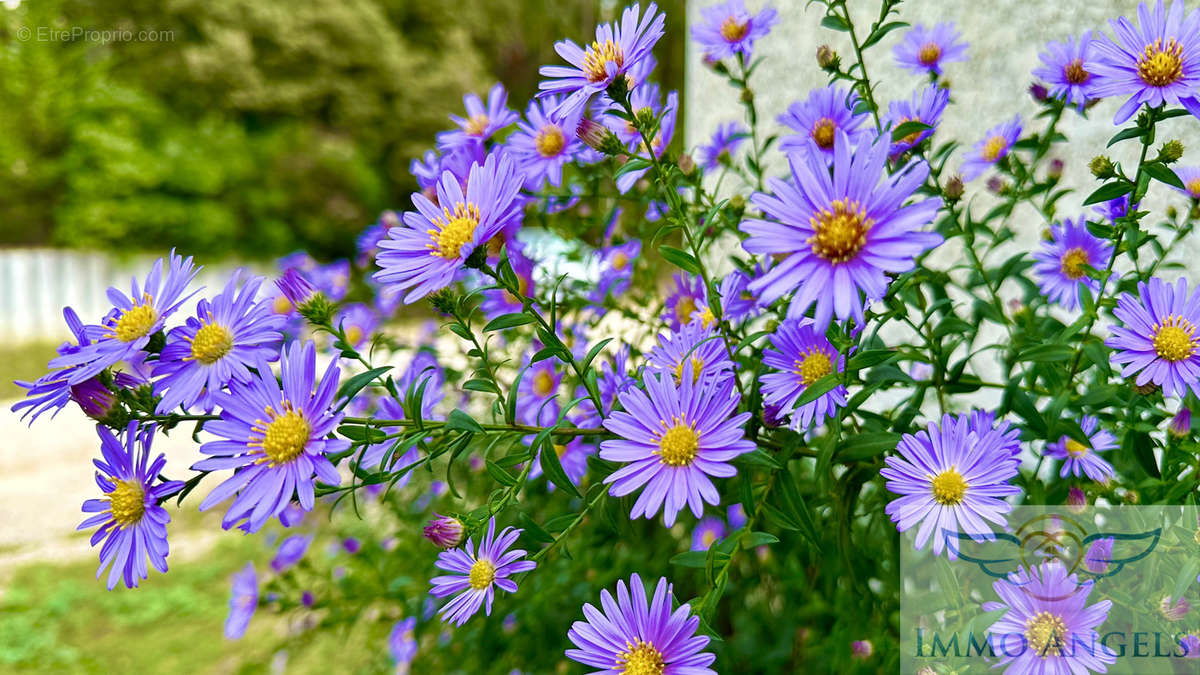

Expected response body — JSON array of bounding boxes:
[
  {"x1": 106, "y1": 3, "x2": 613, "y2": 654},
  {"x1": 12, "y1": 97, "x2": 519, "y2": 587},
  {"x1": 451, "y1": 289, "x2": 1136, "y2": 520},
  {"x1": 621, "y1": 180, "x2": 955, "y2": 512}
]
[
  {"x1": 862, "y1": 20, "x2": 909, "y2": 49},
  {"x1": 1015, "y1": 344, "x2": 1075, "y2": 362},
  {"x1": 820, "y1": 14, "x2": 849, "y2": 31},
  {"x1": 518, "y1": 512, "x2": 555, "y2": 544},
  {"x1": 659, "y1": 245, "x2": 701, "y2": 274},
  {"x1": 485, "y1": 460, "x2": 518, "y2": 487},
  {"x1": 614, "y1": 157, "x2": 651, "y2": 178},
  {"x1": 838, "y1": 432, "x2": 901, "y2": 461},
  {"x1": 1144, "y1": 161, "x2": 1184, "y2": 189},
  {"x1": 743, "y1": 531, "x2": 779, "y2": 547},
  {"x1": 581, "y1": 337, "x2": 614, "y2": 372},
  {"x1": 776, "y1": 467, "x2": 821, "y2": 551},
  {"x1": 336, "y1": 366, "x2": 392, "y2": 403},
  {"x1": 796, "y1": 374, "x2": 840, "y2": 406},
  {"x1": 1081, "y1": 181, "x2": 1133, "y2": 206},
  {"x1": 445, "y1": 409, "x2": 484, "y2": 434},
  {"x1": 336, "y1": 424, "x2": 387, "y2": 443},
  {"x1": 736, "y1": 448, "x2": 783, "y2": 469},
  {"x1": 1106, "y1": 126, "x2": 1144, "y2": 147},
  {"x1": 483, "y1": 313, "x2": 534, "y2": 332},
  {"x1": 462, "y1": 378, "x2": 500, "y2": 394},
  {"x1": 670, "y1": 550, "x2": 727, "y2": 568},
  {"x1": 1125, "y1": 430, "x2": 1161, "y2": 478},
  {"x1": 536, "y1": 437, "x2": 583, "y2": 498},
  {"x1": 846, "y1": 349, "x2": 896, "y2": 371},
  {"x1": 890, "y1": 120, "x2": 932, "y2": 143}
]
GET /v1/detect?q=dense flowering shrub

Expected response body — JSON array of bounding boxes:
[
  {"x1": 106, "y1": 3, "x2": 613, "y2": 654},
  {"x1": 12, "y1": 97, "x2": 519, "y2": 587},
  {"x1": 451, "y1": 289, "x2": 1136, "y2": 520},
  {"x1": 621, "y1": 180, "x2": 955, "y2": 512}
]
[{"x1": 15, "y1": 0, "x2": 1200, "y2": 671}]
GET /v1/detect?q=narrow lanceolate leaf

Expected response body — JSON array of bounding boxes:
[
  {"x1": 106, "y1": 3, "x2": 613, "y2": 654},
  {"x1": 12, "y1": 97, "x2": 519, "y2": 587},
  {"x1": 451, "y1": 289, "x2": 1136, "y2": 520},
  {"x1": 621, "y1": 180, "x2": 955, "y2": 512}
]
[
  {"x1": 1081, "y1": 180, "x2": 1133, "y2": 206},
  {"x1": 483, "y1": 313, "x2": 534, "y2": 332},
  {"x1": 659, "y1": 245, "x2": 701, "y2": 274}
]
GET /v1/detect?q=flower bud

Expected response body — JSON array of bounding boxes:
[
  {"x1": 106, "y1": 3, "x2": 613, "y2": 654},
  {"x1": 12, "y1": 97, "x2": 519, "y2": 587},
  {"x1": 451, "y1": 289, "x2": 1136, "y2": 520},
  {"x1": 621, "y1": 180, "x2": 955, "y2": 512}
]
[
  {"x1": 70, "y1": 377, "x2": 119, "y2": 422},
  {"x1": 424, "y1": 514, "x2": 465, "y2": 548},
  {"x1": 851, "y1": 640, "x2": 873, "y2": 659},
  {"x1": 729, "y1": 194, "x2": 746, "y2": 210},
  {"x1": 427, "y1": 288, "x2": 457, "y2": 315},
  {"x1": 1047, "y1": 158, "x2": 1064, "y2": 179},
  {"x1": 816, "y1": 45, "x2": 838, "y2": 70},
  {"x1": 277, "y1": 269, "x2": 333, "y2": 325},
  {"x1": 576, "y1": 118, "x2": 625, "y2": 156},
  {"x1": 1029, "y1": 82, "x2": 1049, "y2": 102},
  {"x1": 943, "y1": 174, "x2": 965, "y2": 201},
  {"x1": 1170, "y1": 408, "x2": 1192, "y2": 437},
  {"x1": 1168, "y1": 205, "x2": 1179, "y2": 219},
  {"x1": 342, "y1": 537, "x2": 362, "y2": 554},
  {"x1": 678, "y1": 153, "x2": 696, "y2": 176},
  {"x1": 1161, "y1": 595, "x2": 1191, "y2": 622},
  {"x1": 1066, "y1": 486, "x2": 1087, "y2": 514},
  {"x1": 1158, "y1": 139, "x2": 1185, "y2": 163},
  {"x1": 986, "y1": 176, "x2": 1005, "y2": 194},
  {"x1": 634, "y1": 106, "x2": 657, "y2": 131},
  {"x1": 301, "y1": 590, "x2": 314, "y2": 607},
  {"x1": 1089, "y1": 155, "x2": 1116, "y2": 179},
  {"x1": 740, "y1": 88, "x2": 755, "y2": 105}
]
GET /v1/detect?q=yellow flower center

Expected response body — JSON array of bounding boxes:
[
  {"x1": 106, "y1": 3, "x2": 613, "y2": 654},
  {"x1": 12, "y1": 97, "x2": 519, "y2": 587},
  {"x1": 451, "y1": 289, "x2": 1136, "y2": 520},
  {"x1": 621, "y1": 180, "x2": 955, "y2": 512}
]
[
  {"x1": 701, "y1": 531, "x2": 717, "y2": 547},
  {"x1": 674, "y1": 296, "x2": 698, "y2": 325},
  {"x1": 189, "y1": 321, "x2": 234, "y2": 364},
  {"x1": 616, "y1": 639, "x2": 665, "y2": 675},
  {"x1": 1153, "y1": 315, "x2": 1198, "y2": 362},
  {"x1": 553, "y1": 443, "x2": 568, "y2": 458},
  {"x1": 107, "y1": 478, "x2": 146, "y2": 527},
  {"x1": 109, "y1": 298, "x2": 157, "y2": 343},
  {"x1": 1059, "y1": 247, "x2": 1089, "y2": 280},
  {"x1": 719, "y1": 16, "x2": 750, "y2": 42},
  {"x1": 1065, "y1": 438, "x2": 1090, "y2": 458},
  {"x1": 794, "y1": 350, "x2": 833, "y2": 386},
  {"x1": 1137, "y1": 38, "x2": 1184, "y2": 87},
  {"x1": 658, "y1": 422, "x2": 699, "y2": 466},
  {"x1": 697, "y1": 307, "x2": 716, "y2": 328},
  {"x1": 981, "y1": 135, "x2": 1007, "y2": 162},
  {"x1": 272, "y1": 294, "x2": 293, "y2": 315},
  {"x1": 253, "y1": 405, "x2": 311, "y2": 466},
  {"x1": 612, "y1": 251, "x2": 630, "y2": 271},
  {"x1": 465, "y1": 113, "x2": 490, "y2": 137},
  {"x1": 1025, "y1": 611, "x2": 1068, "y2": 657},
  {"x1": 468, "y1": 558, "x2": 495, "y2": 590},
  {"x1": 917, "y1": 42, "x2": 942, "y2": 66},
  {"x1": 673, "y1": 356, "x2": 704, "y2": 383},
  {"x1": 929, "y1": 467, "x2": 968, "y2": 506},
  {"x1": 532, "y1": 370, "x2": 556, "y2": 398},
  {"x1": 808, "y1": 199, "x2": 871, "y2": 263},
  {"x1": 535, "y1": 125, "x2": 565, "y2": 157},
  {"x1": 1187, "y1": 178, "x2": 1200, "y2": 199},
  {"x1": 427, "y1": 202, "x2": 481, "y2": 259},
  {"x1": 810, "y1": 117, "x2": 837, "y2": 149},
  {"x1": 1064, "y1": 58, "x2": 1090, "y2": 84},
  {"x1": 583, "y1": 39, "x2": 624, "y2": 83}
]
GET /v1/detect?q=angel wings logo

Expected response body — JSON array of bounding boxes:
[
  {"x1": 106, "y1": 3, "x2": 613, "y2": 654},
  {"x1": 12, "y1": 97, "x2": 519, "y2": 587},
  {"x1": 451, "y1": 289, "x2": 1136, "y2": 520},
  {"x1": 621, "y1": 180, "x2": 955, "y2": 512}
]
[{"x1": 943, "y1": 511, "x2": 1161, "y2": 581}]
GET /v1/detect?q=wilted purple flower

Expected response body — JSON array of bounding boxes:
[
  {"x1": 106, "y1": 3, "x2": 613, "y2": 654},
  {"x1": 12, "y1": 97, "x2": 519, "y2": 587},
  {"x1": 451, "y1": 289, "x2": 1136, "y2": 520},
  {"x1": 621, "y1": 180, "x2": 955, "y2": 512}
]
[
  {"x1": 892, "y1": 23, "x2": 968, "y2": 75},
  {"x1": 428, "y1": 518, "x2": 536, "y2": 626},
  {"x1": 960, "y1": 115, "x2": 1022, "y2": 181},
  {"x1": 565, "y1": 574, "x2": 716, "y2": 674},
  {"x1": 1033, "y1": 32, "x2": 1099, "y2": 110},
  {"x1": 690, "y1": 0, "x2": 778, "y2": 63},
  {"x1": 425, "y1": 514, "x2": 465, "y2": 548},
  {"x1": 225, "y1": 563, "x2": 258, "y2": 640},
  {"x1": 271, "y1": 535, "x2": 313, "y2": 573}
]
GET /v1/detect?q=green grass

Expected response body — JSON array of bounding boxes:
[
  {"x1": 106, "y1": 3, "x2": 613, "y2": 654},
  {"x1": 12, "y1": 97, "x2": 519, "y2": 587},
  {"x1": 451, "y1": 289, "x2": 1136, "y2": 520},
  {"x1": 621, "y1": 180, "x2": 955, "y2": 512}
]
[
  {"x1": 0, "y1": 531, "x2": 390, "y2": 674},
  {"x1": 0, "y1": 342, "x2": 58, "y2": 400}
]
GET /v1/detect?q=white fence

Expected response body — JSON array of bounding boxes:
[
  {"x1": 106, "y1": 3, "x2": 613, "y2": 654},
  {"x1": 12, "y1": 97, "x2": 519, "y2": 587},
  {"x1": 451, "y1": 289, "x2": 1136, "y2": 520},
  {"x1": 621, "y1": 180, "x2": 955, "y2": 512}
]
[{"x1": 0, "y1": 248, "x2": 265, "y2": 345}]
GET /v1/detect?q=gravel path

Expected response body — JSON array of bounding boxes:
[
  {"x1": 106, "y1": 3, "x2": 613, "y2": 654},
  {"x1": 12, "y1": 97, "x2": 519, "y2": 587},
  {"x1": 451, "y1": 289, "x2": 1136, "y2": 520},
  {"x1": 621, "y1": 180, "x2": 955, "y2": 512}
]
[{"x1": 0, "y1": 401, "x2": 223, "y2": 582}]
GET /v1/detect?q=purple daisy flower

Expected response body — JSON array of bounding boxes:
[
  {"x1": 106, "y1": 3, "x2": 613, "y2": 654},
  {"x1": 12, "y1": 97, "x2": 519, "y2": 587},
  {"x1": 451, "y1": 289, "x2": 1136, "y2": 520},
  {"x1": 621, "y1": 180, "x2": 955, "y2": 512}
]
[
  {"x1": 428, "y1": 518, "x2": 536, "y2": 626},
  {"x1": 960, "y1": 115, "x2": 1022, "y2": 181},
  {"x1": 481, "y1": 244, "x2": 536, "y2": 319},
  {"x1": 270, "y1": 534, "x2": 312, "y2": 573},
  {"x1": 645, "y1": 320, "x2": 736, "y2": 386},
  {"x1": 691, "y1": 516, "x2": 726, "y2": 551},
  {"x1": 716, "y1": 268, "x2": 759, "y2": 323},
  {"x1": 225, "y1": 562, "x2": 258, "y2": 639},
  {"x1": 195, "y1": 341, "x2": 349, "y2": 533},
  {"x1": 591, "y1": 239, "x2": 641, "y2": 304},
  {"x1": 375, "y1": 153, "x2": 524, "y2": 304},
  {"x1": 1033, "y1": 32, "x2": 1099, "y2": 111},
  {"x1": 335, "y1": 303, "x2": 379, "y2": 349},
  {"x1": 437, "y1": 83, "x2": 518, "y2": 152},
  {"x1": 518, "y1": 358, "x2": 562, "y2": 427},
  {"x1": 1106, "y1": 277, "x2": 1200, "y2": 397},
  {"x1": 1044, "y1": 415, "x2": 1117, "y2": 482},
  {"x1": 154, "y1": 272, "x2": 285, "y2": 414},
  {"x1": 598, "y1": 344, "x2": 637, "y2": 416},
  {"x1": 600, "y1": 371, "x2": 754, "y2": 526},
  {"x1": 565, "y1": 573, "x2": 716, "y2": 674},
  {"x1": 309, "y1": 260, "x2": 351, "y2": 302},
  {"x1": 1090, "y1": 0, "x2": 1200, "y2": 124},
  {"x1": 662, "y1": 273, "x2": 708, "y2": 329},
  {"x1": 761, "y1": 319, "x2": 848, "y2": 430},
  {"x1": 892, "y1": 23, "x2": 968, "y2": 76},
  {"x1": 49, "y1": 252, "x2": 198, "y2": 385},
  {"x1": 697, "y1": 121, "x2": 748, "y2": 171},
  {"x1": 1172, "y1": 165, "x2": 1200, "y2": 199},
  {"x1": 741, "y1": 132, "x2": 943, "y2": 331},
  {"x1": 509, "y1": 95, "x2": 581, "y2": 191},
  {"x1": 538, "y1": 2, "x2": 665, "y2": 118},
  {"x1": 79, "y1": 422, "x2": 183, "y2": 589},
  {"x1": 690, "y1": 0, "x2": 778, "y2": 62},
  {"x1": 985, "y1": 562, "x2": 1116, "y2": 672},
  {"x1": 882, "y1": 413, "x2": 1022, "y2": 556},
  {"x1": 885, "y1": 83, "x2": 950, "y2": 157},
  {"x1": 778, "y1": 85, "x2": 872, "y2": 165},
  {"x1": 389, "y1": 617, "x2": 418, "y2": 666},
  {"x1": 728, "y1": 503, "x2": 747, "y2": 529},
  {"x1": 1032, "y1": 216, "x2": 1114, "y2": 311},
  {"x1": 968, "y1": 410, "x2": 1021, "y2": 457}
]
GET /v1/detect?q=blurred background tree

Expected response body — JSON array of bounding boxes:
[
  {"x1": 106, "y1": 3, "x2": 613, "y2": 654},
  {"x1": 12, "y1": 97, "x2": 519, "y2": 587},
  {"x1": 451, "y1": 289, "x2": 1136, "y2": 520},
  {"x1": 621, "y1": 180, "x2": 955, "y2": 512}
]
[{"x1": 0, "y1": 0, "x2": 684, "y2": 260}]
